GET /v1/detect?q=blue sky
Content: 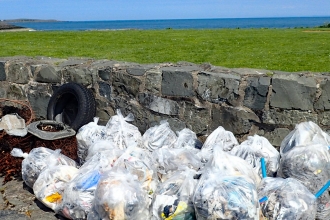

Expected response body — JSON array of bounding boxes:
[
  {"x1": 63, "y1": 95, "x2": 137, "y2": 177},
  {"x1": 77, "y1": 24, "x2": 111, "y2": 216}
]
[{"x1": 1, "y1": 0, "x2": 330, "y2": 21}]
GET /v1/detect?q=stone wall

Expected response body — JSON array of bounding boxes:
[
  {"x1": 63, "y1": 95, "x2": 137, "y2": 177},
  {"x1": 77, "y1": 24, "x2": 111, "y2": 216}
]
[{"x1": 1, "y1": 56, "x2": 329, "y2": 147}]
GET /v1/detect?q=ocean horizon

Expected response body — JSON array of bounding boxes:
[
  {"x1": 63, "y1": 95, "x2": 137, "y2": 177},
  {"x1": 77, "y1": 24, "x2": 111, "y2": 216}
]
[{"x1": 10, "y1": 16, "x2": 330, "y2": 31}]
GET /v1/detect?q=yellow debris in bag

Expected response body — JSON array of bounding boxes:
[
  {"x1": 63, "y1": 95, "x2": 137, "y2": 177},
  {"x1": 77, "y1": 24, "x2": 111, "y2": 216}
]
[{"x1": 45, "y1": 192, "x2": 62, "y2": 203}]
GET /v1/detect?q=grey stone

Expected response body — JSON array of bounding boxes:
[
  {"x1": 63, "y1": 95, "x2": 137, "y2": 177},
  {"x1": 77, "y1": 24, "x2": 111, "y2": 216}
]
[
  {"x1": 244, "y1": 76, "x2": 270, "y2": 110},
  {"x1": 318, "y1": 111, "x2": 330, "y2": 126},
  {"x1": 98, "y1": 68, "x2": 112, "y2": 81},
  {"x1": 27, "y1": 83, "x2": 52, "y2": 119},
  {"x1": 161, "y1": 67, "x2": 194, "y2": 97},
  {"x1": 0, "y1": 82, "x2": 9, "y2": 98},
  {"x1": 262, "y1": 109, "x2": 318, "y2": 126},
  {"x1": 145, "y1": 69, "x2": 162, "y2": 94},
  {"x1": 270, "y1": 73, "x2": 317, "y2": 110},
  {"x1": 32, "y1": 65, "x2": 61, "y2": 83},
  {"x1": 211, "y1": 105, "x2": 260, "y2": 135},
  {"x1": 7, "y1": 62, "x2": 30, "y2": 84},
  {"x1": 138, "y1": 93, "x2": 179, "y2": 115},
  {"x1": 197, "y1": 71, "x2": 240, "y2": 106},
  {"x1": 7, "y1": 84, "x2": 26, "y2": 100},
  {"x1": 183, "y1": 102, "x2": 210, "y2": 135},
  {"x1": 62, "y1": 67, "x2": 93, "y2": 86},
  {"x1": 127, "y1": 66, "x2": 148, "y2": 76},
  {"x1": 0, "y1": 61, "x2": 6, "y2": 81},
  {"x1": 314, "y1": 79, "x2": 330, "y2": 110},
  {"x1": 258, "y1": 128, "x2": 291, "y2": 148},
  {"x1": 98, "y1": 81, "x2": 111, "y2": 101},
  {"x1": 112, "y1": 72, "x2": 141, "y2": 97}
]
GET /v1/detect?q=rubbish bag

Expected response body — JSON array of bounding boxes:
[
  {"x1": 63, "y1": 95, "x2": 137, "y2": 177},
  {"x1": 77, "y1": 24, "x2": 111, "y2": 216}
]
[
  {"x1": 143, "y1": 120, "x2": 177, "y2": 152},
  {"x1": 56, "y1": 150, "x2": 121, "y2": 219},
  {"x1": 76, "y1": 117, "x2": 107, "y2": 165},
  {"x1": 280, "y1": 121, "x2": 330, "y2": 155},
  {"x1": 199, "y1": 126, "x2": 238, "y2": 163},
  {"x1": 87, "y1": 168, "x2": 149, "y2": 220},
  {"x1": 277, "y1": 144, "x2": 330, "y2": 219},
  {"x1": 11, "y1": 147, "x2": 77, "y2": 188},
  {"x1": 33, "y1": 164, "x2": 79, "y2": 210},
  {"x1": 151, "y1": 168, "x2": 197, "y2": 220},
  {"x1": 105, "y1": 109, "x2": 143, "y2": 150},
  {"x1": 152, "y1": 147, "x2": 202, "y2": 182},
  {"x1": 113, "y1": 146, "x2": 158, "y2": 201},
  {"x1": 174, "y1": 128, "x2": 203, "y2": 150},
  {"x1": 230, "y1": 134, "x2": 280, "y2": 177},
  {"x1": 257, "y1": 177, "x2": 317, "y2": 220},
  {"x1": 85, "y1": 139, "x2": 123, "y2": 162},
  {"x1": 193, "y1": 173, "x2": 259, "y2": 220}
]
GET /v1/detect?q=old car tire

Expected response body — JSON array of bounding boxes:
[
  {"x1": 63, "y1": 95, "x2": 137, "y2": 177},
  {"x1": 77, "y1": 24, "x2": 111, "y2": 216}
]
[{"x1": 47, "y1": 83, "x2": 96, "y2": 131}]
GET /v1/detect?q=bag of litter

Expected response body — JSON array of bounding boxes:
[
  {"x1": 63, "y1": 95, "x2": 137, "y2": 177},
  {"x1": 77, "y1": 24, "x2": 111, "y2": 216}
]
[
  {"x1": 76, "y1": 117, "x2": 107, "y2": 165},
  {"x1": 87, "y1": 168, "x2": 149, "y2": 220},
  {"x1": 33, "y1": 164, "x2": 79, "y2": 210},
  {"x1": 257, "y1": 177, "x2": 317, "y2": 220},
  {"x1": 280, "y1": 121, "x2": 330, "y2": 155},
  {"x1": 85, "y1": 139, "x2": 123, "y2": 162},
  {"x1": 152, "y1": 147, "x2": 202, "y2": 182},
  {"x1": 56, "y1": 150, "x2": 121, "y2": 219},
  {"x1": 11, "y1": 147, "x2": 77, "y2": 188},
  {"x1": 230, "y1": 134, "x2": 280, "y2": 177},
  {"x1": 113, "y1": 146, "x2": 158, "y2": 200},
  {"x1": 277, "y1": 144, "x2": 330, "y2": 219},
  {"x1": 105, "y1": 109, "x2": 142, "y2": 150},
  {"x1": 151, "y1": 168, "x2": 197, "y2": 220},
  {"x1": 199, "y1": 126, "x2": 238, "y2": 163},
  {"x1": 174, "y1": 128, "x2": 203, "y2": 150},
  {"x1": 143, "y1": 120, "x2": 177, "y2": 152},
  {"x1": 193, "y1": 173, "x2": 259, "y2": 220}
]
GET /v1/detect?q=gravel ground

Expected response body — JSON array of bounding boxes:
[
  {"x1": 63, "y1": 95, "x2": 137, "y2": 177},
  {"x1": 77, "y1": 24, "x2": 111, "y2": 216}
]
[{"x1": 0, "y1": 177, "x2": 65, "y2": 220}]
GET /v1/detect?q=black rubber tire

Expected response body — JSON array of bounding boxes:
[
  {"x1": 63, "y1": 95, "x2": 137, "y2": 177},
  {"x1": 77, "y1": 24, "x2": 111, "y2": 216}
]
[{"x1": 47, "y1": 83, "x2": 96, "y2": 131}]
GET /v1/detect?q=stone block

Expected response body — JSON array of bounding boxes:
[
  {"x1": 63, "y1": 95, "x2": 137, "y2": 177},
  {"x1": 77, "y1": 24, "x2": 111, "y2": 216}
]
[
  {"x1": 27, "y1": 83, "x2": 52, "y2": 118},
  {"x1": 98, "y1": 81, "x2": 112, "y2": 101},
  {"x1": 0, "y1": 82, "x2": 9, "y2": 98},
  {"x1": 127, "y1": 66, "x2": 148, "y2": 76},
  {"x1": 161, "y1": 67, "x2": 194, "y2": 97},
  {"x1": 314, "y1": 79, "x2": 330, "y2": 110},
  {"x1": 98, "y1": 68, "x2": 112, "y2": 81},
  {"x1": 258, "y1": 128, "x2": 291, "y2": 148},
  {"x1": 112, "y1": 72, "x2": 141, "y2": 97},
  {"x1": 138, "y1": 93, "x2": 179, "y2": 115},
  {"x1": 244, "y1": 76, "x2": 270, "y2": 110},
  {"x1": 146, "y1": 69, "x2": 162, "y2": 94},
  {"x1": 183, "y1": 102, "x2": 210, "y2": 135},
  {"x1": 270, "y1": 73, "x2": 317, "y2": 110},
  {"x1": 211, "y1": 105, "x2": 260, "y2": 135},
  {"x1": 32, "y1": 64, "x2": 61, "y2": 83},
  {"x1": 7, "y1": 84, "x2": 26, "y2": 100},
  {"x1": 262, "y1": 109, "x2": 318, "y2": 126},
  {"x1": 62, "y1": 67, "x2": 94, "y2": 86},
  {"x1": 197, "y1": 71, "x2": 240, "y2": 106},
  {"x1": 0, "y1": 61, "x2": 6, "y2": 81},
  {"x1": 7, "y1": 62, "x2": 30, "y2": 84}
]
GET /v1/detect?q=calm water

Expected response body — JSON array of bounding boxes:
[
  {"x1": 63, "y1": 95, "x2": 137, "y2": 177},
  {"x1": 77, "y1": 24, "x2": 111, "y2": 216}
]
[{"x1": 11, "y1": 17, "x2": 330, "y2": 31}]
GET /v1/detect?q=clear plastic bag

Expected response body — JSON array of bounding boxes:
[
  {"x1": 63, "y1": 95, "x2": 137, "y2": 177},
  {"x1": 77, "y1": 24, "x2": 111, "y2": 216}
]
[
  {"x1": 152, "y1": 147, "x2": 202, "y2": 182},
  {"x1": 33, "y1": 164, "x2": 79, "y2": 210},
  {"x1": 76, "y1": 117, "x2": 107, "y2": 165},
  {"x1": 87, "y1": 168, "x2": 149, "y2": 220},
  {"x1": 56, "y1": 150, "x2": 122, "y2": 219},
  {"x1": 230, "y1": 134, "x2": 280, "y2": 177},
  {"x1": 277, "y1": 144, "x2": 330, "y2": 219},
  {"x1": 280, "y1": 121, "x2": 330, "y2": 155},
  {"x1": 11, "y1": 147, "x2": 77, "y2": 188},
  {"x1": 174, "y1": 128, "x2": 203, "y2": 150},
  {"x1": 199, "y1": 126, "x2": 239, "y2": 163},
  {"x1": 257, "y1": 177, "x2": 317, "y2": 220},
  {"x1": 193, "y1": 173, "x2": 259, "y2": 220},
  {"x1": 85, "y1": 139, "x2": 123, "y2": 162},
  {"x1": 105, "y1": 109, "x2": 143, "y2": 150},
  {"x1": 143, "y1": 120, "x2": 177, "y2": 152},
  {"x1": 151, "y1": 168, "x2": 197, "y2": 220}
]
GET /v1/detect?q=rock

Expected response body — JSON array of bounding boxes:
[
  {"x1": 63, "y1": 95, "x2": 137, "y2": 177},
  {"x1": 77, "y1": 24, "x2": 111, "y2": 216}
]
[
  {"x1": 7, "y1": 62, "x2": 30, "y2": 84},
  {"x1": 244, "y1": 76, "x2": 270, "y2": 110},
  {"x1": 258, "y1": 128, "x2": 291, "y2": 148},
  {"x1": 262, "y1": 109, "x2": 318, "y2": 126},
  {"x1": 98, "y1": 81, "x2": 111, "y2": 101},
  {"x1": 145, "y1": 69, "x2": 162, "y2": 95},
  {"x1": 7, "y1": 84, "x2": 26, "y2": 100},
  {"x1": 314, "y1": 79, "x2": 330, "y2": 110},
  {"x1": 62, "y1": 67, "x2": 94, "y2": 86},
  {"x1": 0, "y1": 61, "x2": 6, "y2": 81},
  {"x1": 27, "y1": 83, "x2": 52, "y2": 118},
  {"x1": 31, "y1": 64, "x2": 61, "y2": 83},
  {"x1": 138, "y1": 93, "x2": 179, "y2": 115},
  {"x1": 112, "y1": 71, "x2": 141, "y2": 97},
  {"x1": 183, "y1": 102, "x2": 210, "y2": 135}
]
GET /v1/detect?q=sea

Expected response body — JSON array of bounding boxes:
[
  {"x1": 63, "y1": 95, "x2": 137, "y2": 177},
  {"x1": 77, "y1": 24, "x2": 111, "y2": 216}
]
[{"x1": 10, "y1": 17, "x2": 330, "y2": 31}]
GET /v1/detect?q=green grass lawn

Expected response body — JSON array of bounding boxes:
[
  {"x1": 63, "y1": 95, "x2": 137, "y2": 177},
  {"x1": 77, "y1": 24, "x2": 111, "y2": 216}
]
[{"x1": 0, "y1": 28, "x2": 329, "y2": 72}]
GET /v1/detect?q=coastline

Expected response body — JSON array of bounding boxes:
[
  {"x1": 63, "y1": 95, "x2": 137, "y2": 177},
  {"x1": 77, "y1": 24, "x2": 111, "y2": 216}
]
[{"x1": 0, "y1": 28, "x2": 35, "y2": 32}]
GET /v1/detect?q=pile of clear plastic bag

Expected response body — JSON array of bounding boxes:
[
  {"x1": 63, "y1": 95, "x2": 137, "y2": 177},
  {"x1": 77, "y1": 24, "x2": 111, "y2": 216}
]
[
  {"x1": 152, "y1": 168, "x2": 197, "y2": 220},
  {"x1": 85, "y1": 139, "x2": 123, "y2": 162},
  {"x1": 143, "y1": 120, "x2": 177, "y2": 152},
  {"x1": 278, "y1": 143, "x2": 330, "y2": 219},
  {"x1": 257, "y1": 177, "x2": 317, "y2": 220},
  {"x1": 174, "y1": 128, "x2": 203, "y2": 150},
  {"x1": 10, "y1": 147, "x2": 77, "y2": 188},
  {"x1": 87, "y1": 168, "x2": 149, "y2": 220},
  {"x1": 230, "y1": 134, "x2": 280, "y2": 177}
]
